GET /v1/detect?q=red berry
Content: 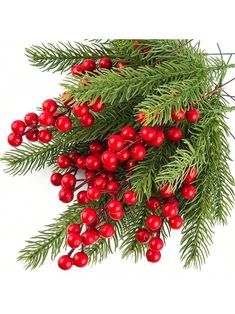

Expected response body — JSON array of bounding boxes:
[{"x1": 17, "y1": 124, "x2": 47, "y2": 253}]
[
  {"x1": 182, "y1": 184, "x2": 197, "y2": 199},
  {"x1": 58, "y1": 255, "x2": 73, "y2": 270},
  {"x1": 67, "y1": 232, "x2": 82, "y2": 248},
  {"x1": 100, "y1": 223, "x2": 115, "y2": 238},
  {"x1": 106, "y1": 172, "x2": 115, "y2": 182},
  {"x1": 134, "y1": 40, "x2": 140, "y2": 49},
  {"x1": 38, "y1": 129, "x2": 52, "y2": 143},
  {"x1": 140, "y1": 126, "x2": 157, "y2": 142},
  {"x1": 99, "y1": 57, "x2": 112, "y2": 69},
  {"x1": 73, "y1": 252, "x2": 89, "y2": 267},
  {"x1": 87, "y1": 187, "x2": 101, "y2": 201},
  {"x1": 11, "y1": 120, "x2": 26, "y2": 135},
  {"x1": 81, "y1": 207, "x2": 96, "y2": 225},
  {"x1": 107, "y1": 199, "x2": 123, "y2": 214},
  {"x1": 73, "y1": 104, "x2": 89, "y2": 117},
  {"x1": 59, "y1": 188, "x2": 74, "y2": 203},
  {"x1": 67, "y1": 223, "x2": 81, "y2": 234},
  {"x1": 168, "y1": 216, "x2": 184, "y2": 229},
  {"x1": 90, "y1": 228, "x2": 100, "y2": 242},
  {"x1": 162, "y1": 202, "x2": 178, "y2": 218},
  {"x1": 146, "y1": 197, "x2": 161, "y2": 211},
  {"x1": 184, "y1": 167, "x2": 197, "y2": 183},
  {"x1": 118, "y1": 149, "x2": 130, "y2": 161},
  {"x1": 108, "y1": 135, "x2": 125, "y2": 151},
  {"x1": 24, "y1": 112, "x2": 38, "y2": 125},
  {"x1": 8, "y1": 133, "x2": 22, "y2": 147},
  {"x1": 123, "y1": 190, "x2": 138, "y2": 205},
  {"x1": 77, "y1": 190, "x2": 89, "y2": 205},
  {"x1": 61, "y1": 173, "x2": 76, "y2": 190},
  {"x1": 126, "y1": 159, "x2": 136, "y2": 169},
  {"x1": 42, "y1": 99, "x2": 58, "y2": 113},
  {"x1": 90, "y1": 97, "x2": 105, "y2": 112},
  {"x1": 71, "y1": 64, "x2": 85, "y2": 76},
  {"x1": 171, "y1": 109, "x2": 185, "y2": 121},
  {"x1": 116, "y1": 62, "x2": 127, "y2": 68},
  {"x1": 79, "y1": 114, "x2": 94, "y2": 127},
  {"x1": 109, "y1": 210, "x2": 124, "y2": 221},
  {"x1": 146, "y1": 249, "x2": 161, "y2": 263},
  {"x1": 149, "y1": 129, "x2": 165, "y2": 147},
  {"x1": 186, "y1": 108, "x2": 200, "y2": 123},
  {"x1": 131, "y1": 144, "x2": 146, "y2": 161},
  {"x1": 136, "y1": 112, "x2": 146, "y2": 124},
  {"x1": 89, "y1": 141, "x2": 104, "y2": 154},
  {"x1": 82, "y1": 230, "x2": 96, "y2": 245},
  {"x1": 135, "y1": 228, "x2": 150, "y2": 243},
  {"x1": 82, "y1": 58, "x2": 96, "y2": 71},
  {"x1": 149, "y1": 237, "x2": 164, "y2": 251},
  {"x1": 160, "y1": 183, "x2": 174, "y2": 198},
  {"x1": 55, "y1": 116, "x2": 72, "y2": 132},
  {"x1": 101, "y1": 150, "x2": 117, "y2": 165},
  {"x1": 167, "y1": 127, "x2": 182, "y2": 142},
  {"x1": 50, "y1": 172, "x2": 62, "y2": 186},
  {"x1": 68, "y1": 151, "x2": 80, "y2": 164},
  {"x1": 93, "y1": 177, "x2": 107, "y2": 189},
  {"x1": 57, "y1": 155, "x2": 71, "y2": 169},
  {"x1": 106, "y1": 181, "x2": 120, "y2": 192},
  {"x1": 120, "y1": 125, "x2": 136, "y2": 140},
  {"x1": 25, "y1": 129, "x2": 38, "y2": 142},
  {"x1": 85, "y1": 170, "x2": 95, "y2": 179},
  {"x1": 38, "y1": 111, "x2": 55, "y2": 126},
  {"x1": 86, "y1": 155, "x2": 101, "y2": 171},
  {"x1": 146, "y1": 215, "x2": 162, "y2": 231},
  {"x1": 62, "y1": 91, "x2": 75, "y2": 106},
  {"x1": 76, "y1": 155, "x2": 87, "y2": 169}
]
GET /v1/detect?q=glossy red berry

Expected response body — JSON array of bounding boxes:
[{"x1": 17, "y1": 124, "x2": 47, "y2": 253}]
[
  {"x1": 58, "y1": 255, "x2": 73, "y2": 270},
  {"x1": 81, "y1": 207, "x2": 96, "y2": 225},
  {"x1": 73, "y1": 252, "x2": 89, "y2": 267},
  {"x1": 171, "y1": 109, "x2": 185, "y2": 121},
  {"x1": 135, "y1": 228, "x2": 150, "y2": 243},
  {"x1": 146, "y1": 215, "x2": 162, "y2": 231},
  {"x1": 101, "y1": 150, "x2": 117, "y2": 165},
  {"x1": 77, "y1": 190, "x2": 89, "y2": 205},
  {"x1": 90, "y1": 97, "x2": 105, "y2": 112},
  {"x1": 117, "y1": 149, "x2": 130, "y2": 161},
  {"x1": 38, "y1": 129, "x2": 52, "y2": 143},
  {"x1": 50, "y1": 172, "x2": 62, "y2": 186},
  {"x1": 108, "y1": 135, "x2": 125, "y2": 151},
  {"x1": 162, "y1": 202, "x2": 178, "y2": 218},
  {"x1": 93, "y1": 177, "x2": 107, "y2": 189},
  {"x1": 167, "y1": 127, "x2": 182, "y2": 142},
  {"x1": 182, "y1": 184, "x2": 197, "y2": 199},
  {"x1": 85, "y1": 155, "x2": 101, "y2": 171},
  {"x1": 146, "y1": 197, "x2": 161, "y2": 211},
  {"x1": 76, "y1": 155, "x2": 87, "y2": 169},
  {"x1": 168, "y1": 216, "x2": 184, "y2": 229},
  {"x1": 149, "y1": 128, "x2": 165, "y2": 147},
  {"x1": 67, "y1": 232, "x2": 82, "y2": 248},
  {"x1": 71, "y1": 64, "x2": 85, "y2": 76},
  {"x1": 160, "y1": 183, "x2": 174, "y2": 198},
  {"x1": 87, "y1": 187, "x2": 101, "y2": 201},
  {"x1": 100, "y1": 223, "x2": 115, "y2": 238},
  {"x1": 73, "y1": 104, "x2": 89, "y2": 117},
  {"x1": 57, "y1": 155, "x2": 71, "y2": 169},
  {"x1": 82, "y1": 230, "x2": 96, "y2": 245},
  {"x1": 24, "y1": 112, "x2": 38, "y2": 125},
  {"x1": 68, "y1": 151, "x2": 80, "y2": 164},
  {"x1": 136, "y1": 112, "x2": 146, "y2": 124},
  {"x1": 126, "y1": 159, "x2": 136, "y2": 169},
  {"x1": 42, "y1": 99, "x2": 58, "y2": 113},
  {"x1": 140, "y1": 126, "x2": 157, "y2": 142},
  {"x1": 106, "y1": 181, "x2": 120, "y2": 192},
  {"x1": 61, "y1": 173, "x2": 76, "y2": 190},
  {"x1": 184, "y1": 167, "x2": 197, "y2": 183},
  {"x1": 116, "y1": 62, "x2": 127, "y2": 68},
  {"x1": 186, "y1": 108, "x2": 200, "y2": 123},
  {"x1": 89, "y1": 141, "x2": 104, "y2": 154},
  {"x1": 25, "y1": 129, "x2": 38, "y2": 142},
  {"x1": 99, "y1": 57, "x2": 112, "y2": 69},
  {"x1": 55, "y1": 116, "x2": 72, "y2": 132},
  {"x1": 8, "y1": 133, "x2": 22, "y2": 147},
  {"x1": 149, "y1": 237, "x2": 164, "y2": 251},
  {"x1": 107, "y1": 200, "x2": 123, "y2": 214},
  {"x1": 120, "y1": 125, "x2": 136, "y2": 140},
  {"x1": 59, "y1": 188, "x2": 74, "y2": 203},
  {"x1": 82, "y1": 58, "x2": 96, "y2": 71},
  {"x1": 11, "y1": 120, "x2": 26, "y2": 135},
  {"x1": 109, "y1": 210, "x2": 124, "y2": 221},
  {"x1": 90, "y1": 228, "x2": 100, "y2": 242},
  {"x1": 146, "y1": 249, "x2": 161, "y2": 263},
  {"x1": 38, "y1": 111, "x2": 55, "y2": 126},
  {"x1": 123, "y1": 190, "x2": 138, "y2": 205},
  {"x1": 106, "y1": 172, "x2": 115, "y2": 182},
  {"x1": 131, "y1": 144, "x2": 146, "y2": 161},
  {"x1": 79, "y1": 114, "x2": 94, "y2": 127},
  {"x1": 67, "y1": 223, "x2": 81, "y2": 234}
]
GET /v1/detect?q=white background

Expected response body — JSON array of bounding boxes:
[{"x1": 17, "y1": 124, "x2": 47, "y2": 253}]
[{"x1": 0, "y1": 1, "x2": 235, "y2": 313}]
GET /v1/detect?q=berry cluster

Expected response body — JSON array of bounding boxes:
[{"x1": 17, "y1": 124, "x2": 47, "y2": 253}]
[{"x1": 135, "y1": 166, "x2": 197, "y2": 263}]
